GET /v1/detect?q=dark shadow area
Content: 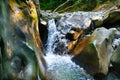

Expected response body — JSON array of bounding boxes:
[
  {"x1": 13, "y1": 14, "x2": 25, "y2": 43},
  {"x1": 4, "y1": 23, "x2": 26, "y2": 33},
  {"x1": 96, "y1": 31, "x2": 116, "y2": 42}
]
[
  {"x1": 101, "y1": 12, "x2": 120, "y2": 29},
  {"x1": 39, "y1": 23, "x2": 48, "y2": 49},
  {"x1": 72, "y1": 53, "x2": 99, "y2": 76}
]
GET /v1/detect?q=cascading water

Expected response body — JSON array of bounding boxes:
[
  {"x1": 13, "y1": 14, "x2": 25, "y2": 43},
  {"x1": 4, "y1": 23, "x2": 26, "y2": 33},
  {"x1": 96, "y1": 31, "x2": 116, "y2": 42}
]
[
  {"x1": 46, "y1": 19, "x2": 69, "y2": 55},
  {"x1": 45, "y1": 19, "x2": 94, "y2": 80}
]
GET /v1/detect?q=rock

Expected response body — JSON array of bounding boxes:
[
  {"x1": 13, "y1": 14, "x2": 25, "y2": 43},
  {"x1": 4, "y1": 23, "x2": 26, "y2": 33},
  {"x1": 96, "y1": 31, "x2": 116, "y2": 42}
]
[
  {"x1": 71, "y1": 27, "x2": 117, "y2": 76},
  {"x1": 61, "y1": 25, "x2": 71, "y2": 35},
  {"x1": 55, "y1": 13, "x2": 95, "y2": 53},
  {"x1": 41, "y1": 6, "x2": 120, "y2": 28},
  {"x1": 48, "y1": 5, "x2": 120, "y2": 77},
  {"x1": 104, "y1": 72, "x2": 120, "y2": 80},
  {"x1": 110, "y1": 44, "x2": 120, "y2": 75},
  {"x1": 112, "y1": 37, "x2": 120, "y2": 49},
  {"x1": 56, "y1": 13, "x2": 94, "y2": 52},
  {"x1": 91, "y1": 27, "x2": 116, "y2": 75},
  {"x1": 56, "y1": 13, "x2": 93, "y2": 31},
  {"x1": 93, "y1": 66, "x2": 120, "y2": 80},
  {"x1": 102, "y1": 10, "x2": 120, "y2": 28},
  {"x1": 72, "y1": 43, "x2": 99, "y2": 75},
  {"x1": 66, "y1": 28, "x2": 83, "y2": 41},
  {"x1": 55, "y1": 9, "x2": 119, "y2": 38}
]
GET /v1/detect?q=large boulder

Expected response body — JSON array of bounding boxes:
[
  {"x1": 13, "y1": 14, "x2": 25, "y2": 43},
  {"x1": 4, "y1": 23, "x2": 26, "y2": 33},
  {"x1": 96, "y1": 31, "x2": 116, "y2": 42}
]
[{"x1": 72, "y1": 27, "x2": 117, "y2": 76}]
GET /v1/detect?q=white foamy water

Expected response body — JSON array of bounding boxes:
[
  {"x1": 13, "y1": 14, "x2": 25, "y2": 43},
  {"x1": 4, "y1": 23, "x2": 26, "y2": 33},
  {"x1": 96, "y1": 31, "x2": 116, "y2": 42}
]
[
  {"x1": 45, "y1": 19, "x2": 94, "y2": 80},
  {"x1": 45, "y1": 54, "x2": 93, "y2": 80}
]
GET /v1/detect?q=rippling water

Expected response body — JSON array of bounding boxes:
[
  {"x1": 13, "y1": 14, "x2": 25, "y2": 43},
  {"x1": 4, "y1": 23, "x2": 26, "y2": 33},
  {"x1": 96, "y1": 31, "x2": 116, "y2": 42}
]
[
  {"x1": 45, "y1": 54, "x2": 94, "y2": 80},
  {"x1": 45, "y1": 19, "x2": 94, "y2": 80}
]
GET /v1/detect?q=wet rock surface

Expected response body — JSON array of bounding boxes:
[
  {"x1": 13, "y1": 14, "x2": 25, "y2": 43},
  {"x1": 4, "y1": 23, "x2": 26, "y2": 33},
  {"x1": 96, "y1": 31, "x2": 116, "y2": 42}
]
[{"x1": 47, "y1": 7, "x2": 120, "y2": 79}]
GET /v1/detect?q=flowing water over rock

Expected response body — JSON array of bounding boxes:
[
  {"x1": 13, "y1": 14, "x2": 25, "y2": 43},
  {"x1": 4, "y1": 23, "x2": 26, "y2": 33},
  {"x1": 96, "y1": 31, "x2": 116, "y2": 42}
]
[{"x1": 45, "y1": 19, "x2": 94, "y2": 80}]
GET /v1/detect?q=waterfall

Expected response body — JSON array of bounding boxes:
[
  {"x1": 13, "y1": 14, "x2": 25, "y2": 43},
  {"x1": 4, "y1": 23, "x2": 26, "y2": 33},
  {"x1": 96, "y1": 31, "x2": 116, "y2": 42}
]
[
  {"x1": 46, "y1": 19, "x2": 69, "y2": 55},
  {"x1": 46, "y1": 19, "x2": 57, "y2": 53},
  {"x1": 45, "y1": 19, "x2": 94, "y2": 80}
]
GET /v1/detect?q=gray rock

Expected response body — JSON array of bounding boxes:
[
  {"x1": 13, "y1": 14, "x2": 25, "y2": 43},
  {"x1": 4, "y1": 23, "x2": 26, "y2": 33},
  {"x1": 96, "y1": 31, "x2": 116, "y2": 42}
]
[
  {"x1": 111, "y1": 44, "x2": 120, "y2": 75},
  {"x1": 72, "y1": 28, "x2": 117, "y2": 76}
]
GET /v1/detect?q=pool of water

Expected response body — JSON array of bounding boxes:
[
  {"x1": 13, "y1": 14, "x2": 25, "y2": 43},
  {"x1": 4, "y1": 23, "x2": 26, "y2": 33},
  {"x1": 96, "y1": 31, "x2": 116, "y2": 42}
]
[{"x1": 45, "y1": 54, "x2": 94, "y2": 80}]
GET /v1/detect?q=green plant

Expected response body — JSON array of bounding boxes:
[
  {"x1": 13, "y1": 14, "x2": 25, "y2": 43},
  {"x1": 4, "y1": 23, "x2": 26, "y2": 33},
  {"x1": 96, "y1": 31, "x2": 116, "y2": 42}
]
[{"x1": 97, "y1": 0, "x2": 106, "y2": 3}]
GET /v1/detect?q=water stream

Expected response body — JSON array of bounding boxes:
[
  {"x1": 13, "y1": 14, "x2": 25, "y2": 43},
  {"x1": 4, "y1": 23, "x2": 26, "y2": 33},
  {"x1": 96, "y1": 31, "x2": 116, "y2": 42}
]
[{"x1": 45, "y1": 19, "x2": 94, "y2": 80}]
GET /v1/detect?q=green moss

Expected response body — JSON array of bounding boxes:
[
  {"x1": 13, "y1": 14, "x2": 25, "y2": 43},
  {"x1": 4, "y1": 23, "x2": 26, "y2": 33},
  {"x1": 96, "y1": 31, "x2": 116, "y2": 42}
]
[{"x1": 89, "y1": 43, "x2": 96, "y2": 49}]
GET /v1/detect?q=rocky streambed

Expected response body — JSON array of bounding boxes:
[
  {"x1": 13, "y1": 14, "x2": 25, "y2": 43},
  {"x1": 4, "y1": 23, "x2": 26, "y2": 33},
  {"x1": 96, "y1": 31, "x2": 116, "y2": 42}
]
[
  {"x1": 0, "y1": 0, "x2": 120, "y2": 80},
  {"x1": 40, "y1": 7, "x2": 120, "y2": 79}
]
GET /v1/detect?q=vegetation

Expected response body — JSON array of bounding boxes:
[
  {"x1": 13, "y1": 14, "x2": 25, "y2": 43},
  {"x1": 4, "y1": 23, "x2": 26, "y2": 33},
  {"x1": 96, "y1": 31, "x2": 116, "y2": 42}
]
[
  {"x1": 40, "y1": 0, "x2": 110, "y2": 12},
  {"x1": 40, "y1": 0, "x2": 66, "y2": 10}
]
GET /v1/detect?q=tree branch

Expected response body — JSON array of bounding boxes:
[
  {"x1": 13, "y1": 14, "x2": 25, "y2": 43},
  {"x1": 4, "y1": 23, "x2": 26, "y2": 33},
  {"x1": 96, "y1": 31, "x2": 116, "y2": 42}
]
[
  {"x1": 57, "y1": 1, "x2": 79, "y2": 13},
  {"x1": 53, "y1": 0, "x2": 70, "y2": 12}
]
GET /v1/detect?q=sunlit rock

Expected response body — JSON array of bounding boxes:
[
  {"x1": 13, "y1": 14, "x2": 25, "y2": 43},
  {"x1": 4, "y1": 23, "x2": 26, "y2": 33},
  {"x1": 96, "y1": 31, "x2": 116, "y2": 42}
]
[
  {"x1": 68, "y1": 28, "x2": 83, "y2": 40},
  {"x1": 71, "y1": 27, "x2": 117, "y2": 76},
  {"x1": 91, "y1": 27, "x2": 116, "y2": 75},
  {"x1": 70, "y1": 35, "x2": 92, "y2": 55},
  {"x1": 57, "y1": 13, "x2": 92, "y2": 32},
  {"x1": 66, "y1": 28, "x2": 83, "y2": 52}
]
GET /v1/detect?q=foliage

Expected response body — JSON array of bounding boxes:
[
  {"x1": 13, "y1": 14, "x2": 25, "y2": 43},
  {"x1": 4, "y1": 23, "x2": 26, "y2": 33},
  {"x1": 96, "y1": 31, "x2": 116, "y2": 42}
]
[
  {"x1": 40, "y1": 0, "x2": 111, "y2": 11},
  {"x1": 97, "y1": 0, "x2": 106, "y2": 3},
  {"x1": 40, "y1": 0, "x2": 66, "y2": 10}
]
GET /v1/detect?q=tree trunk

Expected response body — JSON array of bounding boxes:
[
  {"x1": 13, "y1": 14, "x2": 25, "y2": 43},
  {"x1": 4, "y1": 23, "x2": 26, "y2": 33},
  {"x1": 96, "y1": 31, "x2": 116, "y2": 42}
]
[{"x1": 0, "y1": 0, "x2": 46, "y2": 80}]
